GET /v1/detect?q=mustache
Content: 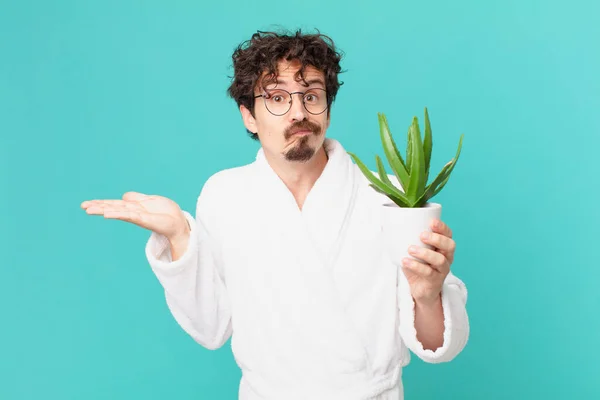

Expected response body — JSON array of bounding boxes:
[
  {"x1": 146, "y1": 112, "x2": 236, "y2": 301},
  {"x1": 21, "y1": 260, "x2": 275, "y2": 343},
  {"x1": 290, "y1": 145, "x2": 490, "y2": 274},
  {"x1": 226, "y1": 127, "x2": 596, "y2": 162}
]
[{"x1": 284, "y1": 120, "x2": 322, "y2": 139}]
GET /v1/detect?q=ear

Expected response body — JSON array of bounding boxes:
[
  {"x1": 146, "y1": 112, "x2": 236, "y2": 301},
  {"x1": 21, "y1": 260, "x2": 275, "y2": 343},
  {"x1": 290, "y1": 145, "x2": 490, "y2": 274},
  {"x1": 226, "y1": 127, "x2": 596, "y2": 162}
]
[{"x1": 240, "y1": 105, "x2": 258, "y2": 134}]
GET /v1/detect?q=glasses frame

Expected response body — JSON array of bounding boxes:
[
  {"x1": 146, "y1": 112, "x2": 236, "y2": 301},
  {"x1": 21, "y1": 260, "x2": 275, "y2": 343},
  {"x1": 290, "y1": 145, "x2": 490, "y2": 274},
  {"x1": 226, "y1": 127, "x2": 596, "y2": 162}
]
[{"x1": 253, "y1": 88, "x2": 329, "y2": 116}]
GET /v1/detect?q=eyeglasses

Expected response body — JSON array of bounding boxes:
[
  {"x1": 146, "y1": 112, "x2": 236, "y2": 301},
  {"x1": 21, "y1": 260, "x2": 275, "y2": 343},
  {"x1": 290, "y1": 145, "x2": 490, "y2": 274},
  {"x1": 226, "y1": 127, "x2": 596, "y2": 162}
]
[{"x1": 254, "y1": 88, "x2": 328, "y2": 116}]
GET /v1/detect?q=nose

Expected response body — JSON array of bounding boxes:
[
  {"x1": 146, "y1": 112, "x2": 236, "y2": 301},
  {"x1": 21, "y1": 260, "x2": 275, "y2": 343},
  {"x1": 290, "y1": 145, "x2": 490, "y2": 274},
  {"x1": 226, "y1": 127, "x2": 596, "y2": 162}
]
[{"x1": 288, "y1": 93, "x2": 308, "y2": 122}]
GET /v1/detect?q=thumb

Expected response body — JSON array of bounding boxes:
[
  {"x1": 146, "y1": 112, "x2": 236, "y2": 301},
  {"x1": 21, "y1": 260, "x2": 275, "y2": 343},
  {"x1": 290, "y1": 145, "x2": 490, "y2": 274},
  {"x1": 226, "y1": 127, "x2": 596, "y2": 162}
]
[{"x1": 122, "y1": 191, "x2": 149, "y2": 201}]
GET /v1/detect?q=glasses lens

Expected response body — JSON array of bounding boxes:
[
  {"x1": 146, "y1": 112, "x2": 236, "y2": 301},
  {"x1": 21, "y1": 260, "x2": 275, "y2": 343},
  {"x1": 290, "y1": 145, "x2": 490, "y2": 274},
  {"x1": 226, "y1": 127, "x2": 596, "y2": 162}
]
[
  {"x1": 303, "y1": 88, "x2": 327, "y2": 115},
  {"x1": 264, "y1": 90, "x2": 291, "y2": 115}
]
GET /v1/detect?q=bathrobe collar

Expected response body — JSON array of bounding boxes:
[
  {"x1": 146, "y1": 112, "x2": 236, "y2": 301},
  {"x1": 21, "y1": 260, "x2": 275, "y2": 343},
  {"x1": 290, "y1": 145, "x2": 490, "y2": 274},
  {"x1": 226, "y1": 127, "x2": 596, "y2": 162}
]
[{"x1": 252, "y1": 138, "x2": 360, "y2": 269}]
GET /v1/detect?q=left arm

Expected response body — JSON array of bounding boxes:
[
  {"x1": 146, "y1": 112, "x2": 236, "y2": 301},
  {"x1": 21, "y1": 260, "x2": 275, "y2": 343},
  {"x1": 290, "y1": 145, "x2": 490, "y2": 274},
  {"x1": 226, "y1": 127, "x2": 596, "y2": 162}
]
[
  {"x1": 414, "y1": 293, "x2": 444, "y2": 350},
  {"x1": 397, "y1": 218, "x2": 470, "y2": 363}
]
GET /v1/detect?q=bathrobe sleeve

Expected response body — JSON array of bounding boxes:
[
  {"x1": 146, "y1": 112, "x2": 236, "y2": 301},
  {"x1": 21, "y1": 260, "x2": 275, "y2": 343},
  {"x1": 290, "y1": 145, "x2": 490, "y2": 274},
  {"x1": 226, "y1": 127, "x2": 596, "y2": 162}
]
[
  {"x1": 144, "y1": 180, "x2": 232, "y2": 350},
  {"x1": 397, "y1": 270, "x2": 469, "y2": 363}
]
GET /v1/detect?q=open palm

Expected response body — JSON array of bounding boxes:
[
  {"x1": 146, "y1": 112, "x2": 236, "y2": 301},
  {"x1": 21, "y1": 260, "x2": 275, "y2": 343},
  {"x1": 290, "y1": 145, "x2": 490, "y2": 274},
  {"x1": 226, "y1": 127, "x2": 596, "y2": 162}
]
[{"x1": 80, "y1": 191, "x2": 188, "y2": 240}]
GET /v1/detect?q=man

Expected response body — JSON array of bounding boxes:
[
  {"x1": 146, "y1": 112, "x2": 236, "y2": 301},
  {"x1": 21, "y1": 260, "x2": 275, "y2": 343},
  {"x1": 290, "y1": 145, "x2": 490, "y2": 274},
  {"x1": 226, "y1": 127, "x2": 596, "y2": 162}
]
[{"x1": 81, "y1": 29, "x2": 469, "y2": 400}]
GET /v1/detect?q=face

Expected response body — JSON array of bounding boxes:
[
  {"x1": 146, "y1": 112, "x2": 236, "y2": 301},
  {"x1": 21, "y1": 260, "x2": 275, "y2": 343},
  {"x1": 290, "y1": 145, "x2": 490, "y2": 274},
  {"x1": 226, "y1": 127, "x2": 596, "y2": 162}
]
[{"x1": 240, "y1": 59, "x2": 330, "y2": 163}]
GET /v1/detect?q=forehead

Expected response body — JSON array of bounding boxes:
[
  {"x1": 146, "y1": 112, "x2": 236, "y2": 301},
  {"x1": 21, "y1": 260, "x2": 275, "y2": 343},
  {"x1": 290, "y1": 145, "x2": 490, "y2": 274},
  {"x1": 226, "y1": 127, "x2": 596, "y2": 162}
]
[{"x1": 259, "y1": 60, "x2": 325, "y2": 89}]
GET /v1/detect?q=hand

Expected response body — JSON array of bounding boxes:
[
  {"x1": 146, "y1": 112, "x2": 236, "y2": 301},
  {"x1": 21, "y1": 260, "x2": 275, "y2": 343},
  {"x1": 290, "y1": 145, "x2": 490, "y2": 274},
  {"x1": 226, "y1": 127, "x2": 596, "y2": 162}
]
[
  {"x1": 402, "y1": 218, "x2": 456, "y2": 306},
  {"x1": 80, "y1": 192, "x2": 190, "y2": 243}
]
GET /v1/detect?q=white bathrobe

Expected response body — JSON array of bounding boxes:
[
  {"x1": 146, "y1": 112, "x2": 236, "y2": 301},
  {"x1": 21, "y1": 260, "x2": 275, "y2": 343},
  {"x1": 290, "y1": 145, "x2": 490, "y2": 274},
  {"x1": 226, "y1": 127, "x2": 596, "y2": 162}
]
[{"x1": 145, "y1": 138, "x2": 469, "y2": 400}]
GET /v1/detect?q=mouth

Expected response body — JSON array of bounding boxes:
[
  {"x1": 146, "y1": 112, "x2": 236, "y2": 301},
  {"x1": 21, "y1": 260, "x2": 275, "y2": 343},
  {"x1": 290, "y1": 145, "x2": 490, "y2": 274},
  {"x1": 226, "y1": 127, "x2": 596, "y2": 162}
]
[{"x1": 290, "y1": 130, "x2": 311, "y2": 136}]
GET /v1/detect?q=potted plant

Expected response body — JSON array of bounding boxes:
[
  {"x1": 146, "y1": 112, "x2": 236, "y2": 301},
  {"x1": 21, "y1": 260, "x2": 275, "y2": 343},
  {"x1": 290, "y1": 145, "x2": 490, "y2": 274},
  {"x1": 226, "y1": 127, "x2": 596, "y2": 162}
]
[{"x1": 347, "y1": 108, "x2": 464, "y2": 265}]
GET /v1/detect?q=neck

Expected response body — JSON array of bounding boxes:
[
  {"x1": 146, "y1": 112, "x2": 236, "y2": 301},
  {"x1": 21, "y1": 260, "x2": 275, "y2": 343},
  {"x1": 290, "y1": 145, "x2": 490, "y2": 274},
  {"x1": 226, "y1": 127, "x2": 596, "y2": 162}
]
[{"x1": 265, "y1": 145, "x2": 329, "y2": 209}]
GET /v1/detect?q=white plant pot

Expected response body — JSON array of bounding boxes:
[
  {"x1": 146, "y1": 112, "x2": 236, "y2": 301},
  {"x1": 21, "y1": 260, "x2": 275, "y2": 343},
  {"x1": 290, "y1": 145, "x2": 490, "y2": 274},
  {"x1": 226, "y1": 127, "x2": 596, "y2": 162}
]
[{"x1": 381, "y1": 201, "x2": 442, "y2": 266}]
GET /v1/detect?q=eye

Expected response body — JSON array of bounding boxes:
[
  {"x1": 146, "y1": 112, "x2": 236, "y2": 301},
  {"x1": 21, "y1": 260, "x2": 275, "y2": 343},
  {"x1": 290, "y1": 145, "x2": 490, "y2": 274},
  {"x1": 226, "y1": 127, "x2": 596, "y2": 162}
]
[
  {"x1": 304, "y1": 93, "x2": 319, "y2": 103},
  {"x1": 264, "y1": 90, "x2": 288, "y2": 103}
]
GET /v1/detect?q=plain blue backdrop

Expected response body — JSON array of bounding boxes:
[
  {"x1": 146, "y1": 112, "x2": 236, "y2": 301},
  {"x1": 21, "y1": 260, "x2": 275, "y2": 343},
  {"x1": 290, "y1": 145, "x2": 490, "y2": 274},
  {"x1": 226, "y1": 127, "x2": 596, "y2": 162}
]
[{"x1": 1, "y1": 0, "x2": 598, "y2": 398}]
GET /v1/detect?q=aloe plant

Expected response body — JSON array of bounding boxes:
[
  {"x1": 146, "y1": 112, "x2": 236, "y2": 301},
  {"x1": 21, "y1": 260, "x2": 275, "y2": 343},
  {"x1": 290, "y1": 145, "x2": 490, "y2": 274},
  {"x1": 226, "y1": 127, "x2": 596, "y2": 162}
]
[{"x1": 347, "y1": 107, "x2": 464, "y2": 208}]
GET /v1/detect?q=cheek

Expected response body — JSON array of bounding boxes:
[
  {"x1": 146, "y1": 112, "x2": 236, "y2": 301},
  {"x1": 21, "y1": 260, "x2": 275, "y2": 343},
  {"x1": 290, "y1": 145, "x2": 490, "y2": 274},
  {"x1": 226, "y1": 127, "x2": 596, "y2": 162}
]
[
  {"x1": 255, "y1": 115, "x2": 285, "y2": 140},
  {"x1": 317, "y1": 116, "x2": 330, "y2": 132},
  {"x1": 253, "y1": 110, "x2": 273, "y2": 134},
  {"x1": 264, "y1": 120, "x2": 284, "y2": 138}
]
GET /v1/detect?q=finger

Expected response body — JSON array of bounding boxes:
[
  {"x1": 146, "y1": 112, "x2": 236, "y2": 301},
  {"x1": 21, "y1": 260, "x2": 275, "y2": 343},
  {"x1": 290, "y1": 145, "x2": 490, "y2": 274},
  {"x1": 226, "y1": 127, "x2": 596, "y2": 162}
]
[
  {"x1": 82, "y1": 197, "x2": 142, "y2": 209},
  {"x1": 408, "y1": 245, "x2": 445, "y2": 272},
  {"x1": 103, "y1": 209, "x2": 146, "y2": 225},
  {"x1": 83, "y1": 200, "x2": 144, "y2": 212},
  {"x1": 84, "y1": 206, "x2": 106, "y2": 215},
  {"x1": 85, "y1": 203, "x2": 145, "y2": 216},
  {"x1": 402, "y1": 258, "x2": 439, "y2": 277},
  {"x1": 430, "y1": 219, "x2": 452, "y2": 238},
  {"x1": 81, "y1": 200, "x2": 106, "y2": 209},
  {"x1": 85, "y1": 205, "x2": 121, "y2": 215},
  {"x1": 82, "y1": 199, "x2": 126, "y2": 208},
  {"x1": 421, "y1": 231, "x2": 455, "y2": 253}
]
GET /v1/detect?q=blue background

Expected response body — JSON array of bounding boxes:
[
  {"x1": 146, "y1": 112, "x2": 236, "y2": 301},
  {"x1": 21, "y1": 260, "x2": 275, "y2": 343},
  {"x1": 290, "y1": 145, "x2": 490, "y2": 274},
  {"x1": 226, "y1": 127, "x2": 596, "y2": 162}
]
[{"x1": 1, "y1": 0, "x2": 598, "y2": 398}]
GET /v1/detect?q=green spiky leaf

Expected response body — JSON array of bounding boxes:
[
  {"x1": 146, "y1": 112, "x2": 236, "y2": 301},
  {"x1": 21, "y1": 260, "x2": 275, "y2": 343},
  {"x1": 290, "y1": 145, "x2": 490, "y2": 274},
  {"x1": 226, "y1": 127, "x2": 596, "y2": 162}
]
[
  {"x1": 369, "y1": 184, "x2": 411, "y2": 207},
  {"x1": 378, "y1": 113, "x2": 409, "y2": 191},
  {"x1": 423, "y1": 107, "x2": 433, "y2": 182},
  {"x1": 414, "y1": 133, "x2": 464, "y2": 206},
  {"x1": 347, "y1": 151, "x2": 411, "y2": 206},
  {"x1": 431, "y1": 134, "x2": 464, "y2": 197},
  {"x1": 414, "y1": 160, "x2": 453, "y2": 207},
  {"x1": 406, "y1": 125, "x2": 412, "y2": 175},
  {"x1": 375, "y1": 155, "x2": 393, "y2": 187},
  {"x1": 406, "y1": 117, "x2": 426, "y2": 203}
]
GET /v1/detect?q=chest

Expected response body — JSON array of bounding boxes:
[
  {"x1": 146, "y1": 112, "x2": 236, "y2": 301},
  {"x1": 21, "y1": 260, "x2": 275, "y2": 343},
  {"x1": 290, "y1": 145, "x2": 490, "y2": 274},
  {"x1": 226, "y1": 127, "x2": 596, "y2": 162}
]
[{"x1": 217, "y1": 186, "x2": 392, "y2": 309}]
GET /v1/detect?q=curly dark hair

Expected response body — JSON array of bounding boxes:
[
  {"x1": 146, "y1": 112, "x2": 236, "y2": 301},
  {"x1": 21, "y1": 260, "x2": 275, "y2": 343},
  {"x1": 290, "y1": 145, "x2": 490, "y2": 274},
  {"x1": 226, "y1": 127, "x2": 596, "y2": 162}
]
[{"x1": 226, "y1": 28, "x2": 345, "y2": 140}]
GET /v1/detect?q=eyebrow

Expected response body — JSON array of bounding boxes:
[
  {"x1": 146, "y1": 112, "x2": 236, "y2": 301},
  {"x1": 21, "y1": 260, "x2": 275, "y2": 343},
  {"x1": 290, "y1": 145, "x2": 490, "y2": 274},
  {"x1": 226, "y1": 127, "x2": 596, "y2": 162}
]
[{"x1": 268, "y1": 78, "x2": 326, "y2": 88}]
